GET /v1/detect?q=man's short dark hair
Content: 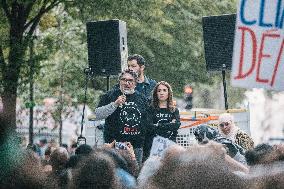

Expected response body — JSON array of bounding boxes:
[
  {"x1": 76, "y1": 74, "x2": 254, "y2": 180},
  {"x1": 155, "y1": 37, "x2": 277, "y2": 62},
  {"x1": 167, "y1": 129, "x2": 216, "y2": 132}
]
[
  {"x1": 39, "y1": 138, "x2": 47, "y2": 144},
  {"x1": 27, "y1": 143, "x2": 40, "y2": 154},
  {"x1": 75, "y1": 144, "x2": 93, "y2": 155},
  {"x1": 128, "y1": 54, "x2": 145, "y2": 66}
]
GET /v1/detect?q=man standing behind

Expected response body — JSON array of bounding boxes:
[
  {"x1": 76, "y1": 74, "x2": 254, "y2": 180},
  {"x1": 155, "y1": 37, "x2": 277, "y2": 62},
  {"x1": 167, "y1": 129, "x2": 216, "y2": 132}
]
[
  {"x1": 127, "y1": 54, "x2": 157, "y2": 161},
  {"x1": 127, "y1": 54, "x2": 156, "y2": 102},
  {"x1": 95, "y1": 69, "x2": 149, "y2": 166}
]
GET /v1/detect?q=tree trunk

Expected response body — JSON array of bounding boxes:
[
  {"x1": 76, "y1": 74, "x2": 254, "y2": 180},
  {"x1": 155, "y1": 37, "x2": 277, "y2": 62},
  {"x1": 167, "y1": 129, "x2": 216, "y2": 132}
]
[
  {"x1": 2, "y1": 90, "x2": 17, "y2": 131},
  {"x1": 0, "y1": 85, "x2": 15, "y2": 147},
  {"x1": 1, "y1": 18, "x2": 26, "y2": 134},
  {"x1": 0, "y1": 1, "x2": 60, "y2": 142}
]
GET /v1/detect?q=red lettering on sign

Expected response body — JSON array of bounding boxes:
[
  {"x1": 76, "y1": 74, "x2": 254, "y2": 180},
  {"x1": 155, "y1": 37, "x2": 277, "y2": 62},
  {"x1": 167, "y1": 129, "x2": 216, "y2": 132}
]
[
  {"x1": 271, "y1": 39, "x2": 284, "y2": 86},
  {"x1": 256, "y1": 31, "x2": 280, "y2": 83},
  {"x1": 234, "y1": 26, "x2": 257, "y2": 79}
]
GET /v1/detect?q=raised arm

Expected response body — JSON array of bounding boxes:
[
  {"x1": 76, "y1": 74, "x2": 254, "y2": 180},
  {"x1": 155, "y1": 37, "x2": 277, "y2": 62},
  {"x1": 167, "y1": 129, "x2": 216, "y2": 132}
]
[{"x1": 95, "y1": 94, "x2": 126, "y2": 120}]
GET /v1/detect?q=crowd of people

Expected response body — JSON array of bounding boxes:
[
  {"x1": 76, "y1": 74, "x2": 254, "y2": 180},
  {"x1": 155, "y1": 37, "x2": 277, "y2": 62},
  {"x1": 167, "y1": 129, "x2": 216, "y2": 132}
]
[
  {"x1": 1, "y1": 54, "x2": 284, "y2": 188},
  {"x1": 1, "y1": 134, "x2": 284, "y2": 188}
]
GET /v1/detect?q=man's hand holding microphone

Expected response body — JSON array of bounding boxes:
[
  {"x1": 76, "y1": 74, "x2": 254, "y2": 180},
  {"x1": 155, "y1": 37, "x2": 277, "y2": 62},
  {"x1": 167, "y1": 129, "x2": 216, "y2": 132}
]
[{"x1": 115, "y1": 94, "x2": 126, "y2": 107}]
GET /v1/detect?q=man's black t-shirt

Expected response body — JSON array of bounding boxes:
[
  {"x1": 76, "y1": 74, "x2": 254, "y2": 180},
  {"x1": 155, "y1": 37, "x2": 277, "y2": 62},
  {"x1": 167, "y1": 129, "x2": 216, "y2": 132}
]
[{"x1": 97, "y1": 89, "x2": 149, "y2": 148}]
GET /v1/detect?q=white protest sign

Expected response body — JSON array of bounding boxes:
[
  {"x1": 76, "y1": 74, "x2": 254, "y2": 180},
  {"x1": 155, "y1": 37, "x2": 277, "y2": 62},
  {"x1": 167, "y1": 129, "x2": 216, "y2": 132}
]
[
  {"x1": 150, "y1": 136, "x2": 176, "y2": 157},
  {"x1": 231, "y1": 0, "x2": 284, "y2": 91}
]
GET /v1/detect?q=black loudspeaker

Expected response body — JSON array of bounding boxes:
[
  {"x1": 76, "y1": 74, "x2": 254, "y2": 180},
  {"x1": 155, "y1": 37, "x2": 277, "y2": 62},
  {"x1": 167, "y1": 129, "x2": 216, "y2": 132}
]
[
  {"x1": 202, "y1": 14, "x2": 236, "y2": 71},
  {"x1": 86, "y1": 20, "x2": 128, "y2": 76}
]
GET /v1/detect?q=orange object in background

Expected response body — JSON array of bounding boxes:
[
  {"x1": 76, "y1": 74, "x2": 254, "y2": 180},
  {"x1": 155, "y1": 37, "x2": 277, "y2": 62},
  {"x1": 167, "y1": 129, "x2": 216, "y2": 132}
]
[
  {"x1": 184, "y1": 85, "x2": 192, "y2": 94},
  {"x1": 180, "y1": 115, "x2": 219, "y2": 129}
]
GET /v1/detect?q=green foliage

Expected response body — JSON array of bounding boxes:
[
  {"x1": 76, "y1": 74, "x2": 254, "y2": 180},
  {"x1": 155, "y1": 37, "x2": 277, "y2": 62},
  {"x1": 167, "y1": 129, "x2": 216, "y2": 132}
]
[
  {"x1": 31, "y1": 0, "x2": 240, "y2": 109},
  {"x1": 39, "y1": 13, "x2": 58, "y2": 31},
  {"x1": 2, "y1": 0, "x2": 243, "y2": 120},
  {"x1": 31, "y1": 10, "x2": 104, "y2": 111}
]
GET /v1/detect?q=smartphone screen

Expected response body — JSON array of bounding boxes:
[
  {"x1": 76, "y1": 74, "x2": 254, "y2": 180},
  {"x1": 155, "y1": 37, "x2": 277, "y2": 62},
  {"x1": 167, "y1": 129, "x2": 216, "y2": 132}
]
[
  {"x1": 115, "y1": 142, "x2": 127, "y2": 150},
  {"x1": 77, "y1": 136, "x2": 86, "y2": 146}
]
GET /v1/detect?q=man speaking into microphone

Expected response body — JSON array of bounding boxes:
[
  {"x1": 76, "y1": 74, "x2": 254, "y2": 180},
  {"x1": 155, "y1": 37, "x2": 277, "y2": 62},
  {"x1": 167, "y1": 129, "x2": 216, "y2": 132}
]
[{"x1": 94, "y1": 69, "x2": 150, "y2": 166}]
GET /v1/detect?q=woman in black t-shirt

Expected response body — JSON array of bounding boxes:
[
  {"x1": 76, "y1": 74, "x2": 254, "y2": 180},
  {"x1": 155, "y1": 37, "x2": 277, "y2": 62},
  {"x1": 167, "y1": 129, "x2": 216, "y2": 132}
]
[
  {"x1": 144, "y1": 81, "x2": 181, "y2": 160},
  {"x1": 150, "y1": 81, "x2": 181, "y2": 141}
]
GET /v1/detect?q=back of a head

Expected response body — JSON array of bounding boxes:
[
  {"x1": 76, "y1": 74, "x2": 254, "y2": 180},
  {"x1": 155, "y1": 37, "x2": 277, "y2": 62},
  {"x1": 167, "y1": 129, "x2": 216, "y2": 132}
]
[
  {"x1": 49, "y1": 138, "x2": 59, "y2": 148},
  {"x1": 60, "y1": 143, "x2": 68, "y2": 150},
  {"x1": 148, "y1": 146, "x2": 247, "y2": 189},
  {"x1": 50, "y1": 147, "x2": 69, "y2": 170},
  {"x1": 186, "y1": 142, "x2": 227, "y2": 163},
  {"x1": 71, "y1": 143, "x2": 77, "y2": 149},
  {"x1": 263, "y1": 171, "x2": 284, "y2": 189},
  {"x1": 1, "y1": 149, "x2": 45, "y2": 189},
  {"x1": 45, "y1": 146, "x2": 54, "y2": 156},
  {"x1": 248, "y1": 162, "x2": 284, "y2": 189},
  {"x1": 99, "y1": 148, "x2": 128, "y2": 171},
  {"x1": 66, "y1": 154, "x2": 80, "y2": 168},
  {"x1": 72, "y1": 152, "x2": 119, "y2": 189},
  {"x1": 162, "y1": 144, "x2": 186, "y2": 160},
  {"x1": 39, "y1": 138, "x2": 47, "y2": 145},
  {"x1": 75, "y1": 144, "x2": 93, "y2": 155},
  {"x1": 245, "y1": 143, "x2": 274, "y2": 165},
  {"x1": 27, "y1": 143, "x2": 40, "y2": 155}
]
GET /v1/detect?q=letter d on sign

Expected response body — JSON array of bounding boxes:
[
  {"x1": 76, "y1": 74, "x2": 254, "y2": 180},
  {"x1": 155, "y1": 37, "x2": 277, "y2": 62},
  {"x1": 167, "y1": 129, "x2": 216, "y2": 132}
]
[{"x1": 234, "y1": 26, "x2": 257, "y2": 79}]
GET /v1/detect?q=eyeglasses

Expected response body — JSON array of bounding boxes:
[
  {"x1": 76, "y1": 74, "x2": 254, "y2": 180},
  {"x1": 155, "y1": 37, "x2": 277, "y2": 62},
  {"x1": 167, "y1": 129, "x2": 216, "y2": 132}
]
[
  {"x1": 219, "y1": 122, "x2": 230, "y2": 127},
  {"x1": 120, "y1": 78, "x2": 135, "y2": 84}
]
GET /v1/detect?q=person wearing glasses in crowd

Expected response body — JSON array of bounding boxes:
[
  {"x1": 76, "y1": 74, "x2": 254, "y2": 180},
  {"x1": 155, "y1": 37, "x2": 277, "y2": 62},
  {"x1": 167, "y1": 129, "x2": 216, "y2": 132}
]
[
  {"x1": 218, "y1": 113, "x2": 254, "y2": 151},
  {"x1": 94, "y1": 69, "x2": 150, "y2": 167},
  {"x1": 144, "y1": 81, "x2": 181, "y2": 159}
]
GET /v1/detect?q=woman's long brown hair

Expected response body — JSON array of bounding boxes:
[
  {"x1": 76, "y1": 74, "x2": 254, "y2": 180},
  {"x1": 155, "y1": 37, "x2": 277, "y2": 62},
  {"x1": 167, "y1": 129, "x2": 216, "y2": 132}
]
[{"x1": 151, "y1": 81, "x2": 175, "y2": 112}]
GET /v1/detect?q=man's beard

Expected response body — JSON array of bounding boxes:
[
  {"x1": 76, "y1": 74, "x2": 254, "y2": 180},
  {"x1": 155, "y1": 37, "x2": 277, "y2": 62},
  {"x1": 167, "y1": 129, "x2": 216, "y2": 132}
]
[
  {"x1": 124, "y1": 89, "x2": 135, "y2": 94},
  {"x1": 120, "y1": 86, "x2": 135, "y2": 94}
]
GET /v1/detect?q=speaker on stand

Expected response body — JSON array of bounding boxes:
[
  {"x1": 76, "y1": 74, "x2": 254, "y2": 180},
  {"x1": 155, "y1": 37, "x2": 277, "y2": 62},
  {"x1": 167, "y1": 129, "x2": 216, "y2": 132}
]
[
  {"x1": 202, "y1": 14, "x2": 236, "y2": 110},
  {"x1": 86, "y1": 19, "x2": 128, "y2": 90},
  {"x1": 77, "y1": 20, "x2": 128, "y2": 144}
]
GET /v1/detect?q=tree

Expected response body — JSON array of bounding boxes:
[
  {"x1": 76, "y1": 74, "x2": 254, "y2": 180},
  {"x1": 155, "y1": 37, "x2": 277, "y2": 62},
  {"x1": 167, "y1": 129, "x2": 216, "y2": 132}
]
[
  {"x1": 34, "y1": 10, "x2": 98, "y2": 143},
  {"x1": 0, "y1": 0, "x2": 62, "y2": 137}
]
